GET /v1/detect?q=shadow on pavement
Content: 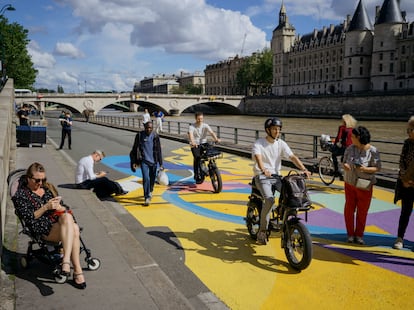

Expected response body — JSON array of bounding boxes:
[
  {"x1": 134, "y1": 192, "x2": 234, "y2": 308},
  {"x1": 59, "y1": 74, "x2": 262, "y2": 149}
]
[{"x1": 147, "y1": 228, "x2": 301, "y2": 274}]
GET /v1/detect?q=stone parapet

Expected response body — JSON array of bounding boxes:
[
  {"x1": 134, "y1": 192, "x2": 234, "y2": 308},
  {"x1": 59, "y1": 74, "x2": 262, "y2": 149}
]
[
  {"x1": 0, "y1": 79, "x2": 15, "y2": 269},
  {"x1": 244, "y1": 93, "x2": 414, "y2": 120}
]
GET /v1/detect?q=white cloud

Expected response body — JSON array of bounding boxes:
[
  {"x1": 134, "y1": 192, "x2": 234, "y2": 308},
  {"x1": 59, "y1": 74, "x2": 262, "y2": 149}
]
[
  {"x1": 26, "y1": 0, "x2": 414, "y2": 92},
  {"x1": 54, "y1": 42, "x2": 85, "y2": 59},
  {"x1": 28, "y1": 41, "x2": 56, "y2": 69}
]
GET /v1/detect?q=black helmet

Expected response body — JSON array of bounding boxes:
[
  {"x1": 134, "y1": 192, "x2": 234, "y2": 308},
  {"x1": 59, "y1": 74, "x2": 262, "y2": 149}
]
[{"x1": 264, "y1": 117, "x2": 282, "y2": 130}]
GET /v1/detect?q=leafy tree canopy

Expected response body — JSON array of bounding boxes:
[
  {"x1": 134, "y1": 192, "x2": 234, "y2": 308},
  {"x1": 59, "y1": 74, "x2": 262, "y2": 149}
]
[
  {"x1": 236, "y1": 48, "x2": 272, "y2": 96},
  {"x1": 0, "y1": 16, "x2": 37, "y2": 89}
]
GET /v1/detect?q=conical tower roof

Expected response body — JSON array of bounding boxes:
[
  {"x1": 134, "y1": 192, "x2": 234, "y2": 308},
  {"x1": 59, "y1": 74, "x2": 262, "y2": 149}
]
[
  {"x1": 375, "y1": 0, "x2": 403, "y2": 25},
  {"x1": 348, "y1": 0, "x2": 373, "y2": 31}
]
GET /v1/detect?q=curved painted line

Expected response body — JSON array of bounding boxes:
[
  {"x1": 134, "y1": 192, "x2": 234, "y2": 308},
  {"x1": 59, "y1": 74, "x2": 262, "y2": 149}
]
[{"x1": 162, "y1": 190, "x2": 244, "y2": 225}]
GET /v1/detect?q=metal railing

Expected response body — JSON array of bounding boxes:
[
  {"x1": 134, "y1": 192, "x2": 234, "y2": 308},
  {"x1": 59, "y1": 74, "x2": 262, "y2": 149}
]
[{"x1": 88, "y1": 114, "x2": 402, "y2": 171}]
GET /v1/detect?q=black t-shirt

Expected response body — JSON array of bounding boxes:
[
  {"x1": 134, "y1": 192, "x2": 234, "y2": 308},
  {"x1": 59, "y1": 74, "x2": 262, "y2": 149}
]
[{"x1": 17, "y1": 109, "x2": 29, "y2": 126}]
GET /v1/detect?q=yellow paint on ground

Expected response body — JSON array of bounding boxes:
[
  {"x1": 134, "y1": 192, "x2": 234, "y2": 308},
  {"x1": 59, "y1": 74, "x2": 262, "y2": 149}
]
[{"x1": 117, "y1": 147, "x2": 414, "y2": 310}]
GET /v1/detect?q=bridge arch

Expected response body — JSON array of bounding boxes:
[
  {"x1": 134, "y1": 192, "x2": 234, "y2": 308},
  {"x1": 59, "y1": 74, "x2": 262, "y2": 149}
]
[{"x1": 15, "y1": 93, "x2": 245, "y2": 115}]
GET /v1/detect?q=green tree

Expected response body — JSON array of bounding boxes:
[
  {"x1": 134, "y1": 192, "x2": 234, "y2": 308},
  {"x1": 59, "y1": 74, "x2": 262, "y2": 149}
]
[
  {"x1": 236, "y1": 48, "x2": 273, "y2": 96},
  {"x1": 0, "y1": 17, "x2": 37, "y2": 89},
  {"x1": 57, "y1": 84, "x2": 64, "y2": 93}
]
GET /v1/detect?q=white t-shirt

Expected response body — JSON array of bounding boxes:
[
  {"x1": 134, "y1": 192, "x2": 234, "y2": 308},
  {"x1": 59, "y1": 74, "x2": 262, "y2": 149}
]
[
  {"x1": 75, "y1": 155, "x2": 96, "y2": 184},
  {"x1": 142, "y1": 112, "x2": 150, "y2": 124},
  {"x1": 189, "y1": 123, "x2": 213, "y2": 144},
  {"x1": 252, "y1": 138, "x2": 293, "y2": 176}
]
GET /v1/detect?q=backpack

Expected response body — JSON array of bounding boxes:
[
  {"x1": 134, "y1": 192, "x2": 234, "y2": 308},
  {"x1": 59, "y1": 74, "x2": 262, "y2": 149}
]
[{"x1": 280, "y1": 171, "x2": 312, "y2": 209}]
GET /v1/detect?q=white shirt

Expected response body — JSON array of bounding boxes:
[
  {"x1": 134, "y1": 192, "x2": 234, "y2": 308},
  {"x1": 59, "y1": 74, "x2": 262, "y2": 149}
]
[
  {"x1": 189, "y1": 123, "x2": 213, "y2": 144},
  {"x1": 75, "y1": 155, "x2": 96, "y2": 184},
  {"x1": 252, "y1": 138, "x2": 293, "y2": 176},
  {"x1": 142, "y1": 112, "x2": 150, "y2": 124}
]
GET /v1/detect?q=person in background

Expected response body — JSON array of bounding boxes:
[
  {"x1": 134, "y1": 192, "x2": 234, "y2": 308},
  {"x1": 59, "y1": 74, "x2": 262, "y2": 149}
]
[
  {"x1": 154, "y1": 110, "x2": 164, "y2": 134},
  {"x1": 332, "y1": 114, "x2": 357, "y2": 178},
  {"x1": 188, "y1": 112, "x2": 220, "y2": 184},
  {"x1": 253, "y1": 117, "x2": 311, "y2": 245},
  {"x1": 342, "y1": 126, "x2": 381, "y2": 245},
  {"x1": 58, "y1": 111, "x2": 73, "y2": 150},
  {"x1": 17, "y1": 104, "x2": 30, "y2": 126},
  {"x1": 393, "y1": 116, "x2": 414, "y2": 250},
  {"x1": 75, "y1": 150, "x2": 128, "y2": 198},
  {"x1": 142, "y1": 109, "x2": 151, "y2": 125},
  {"x1": 12, "y1": 162, "x2": 86, "y2": 289},
  {"x1": 130, "y1": 122, "x2": 163, "y2": 206}
]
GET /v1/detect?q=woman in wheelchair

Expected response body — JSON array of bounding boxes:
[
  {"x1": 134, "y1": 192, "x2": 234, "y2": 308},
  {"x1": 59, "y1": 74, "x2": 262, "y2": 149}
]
[{"x1": 12, "y1": 162, "x2": 86, "y2": 289}]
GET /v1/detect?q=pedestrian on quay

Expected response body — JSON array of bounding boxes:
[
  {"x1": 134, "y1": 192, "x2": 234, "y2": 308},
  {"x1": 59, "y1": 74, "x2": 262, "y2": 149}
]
[
  {"x1": 331, "y1": 114, "x2": 357, "y2": 178},
  {"x1": 17, "y1": 104, "x2": 30, "y2": 126},
  {"x1": 58, "y1": 111, "x2": 73, "y2": 150},
  {"x1": 75, "y1": 150, "x2": 128, "y2": 199},
  {"x1": 154, "y1": 110, "x2": 164, "y2": 134},
  {"x1": 129, "y1": 121, "x2": 164, "y2": 206},
  {"x1": 342, "y1": 126, "x2": 381, "y2": 245},
  {"x1": 393, "y1": 116, "x2": 414, "y2": 250},
  {"x1": 252, "y1": 117, "x2": 311, "y2": 245},
  {"x1": 142, "y1": 108, "x2": 151, "y2": 125},
  {"x1": 188, "y1": 112, "x2": 220, "y2": 184}
]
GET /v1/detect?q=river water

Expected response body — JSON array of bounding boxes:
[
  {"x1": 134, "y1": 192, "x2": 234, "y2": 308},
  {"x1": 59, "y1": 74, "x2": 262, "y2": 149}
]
[{"x1": 102, "y1": 111, "x2": 408, "y2": 142}]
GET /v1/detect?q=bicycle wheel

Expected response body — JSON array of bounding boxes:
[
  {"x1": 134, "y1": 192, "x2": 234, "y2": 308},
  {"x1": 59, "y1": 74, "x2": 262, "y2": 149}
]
[
  {"x1": 318, "y1": 156, "x2": 335, "y2": 185},
  {"x1": 209, "y1": 164, "x2": 222, "y2": 193},
  {"x1": 284, "y1": 221, "x2": 313, "y2": 270}
]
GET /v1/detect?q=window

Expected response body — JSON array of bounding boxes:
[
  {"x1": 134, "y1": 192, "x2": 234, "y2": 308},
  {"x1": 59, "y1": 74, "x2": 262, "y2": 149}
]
[
  {"x1": 390, "y1": 63, "x2": 394, "y2": 73},
  {"x1": 379, "y1": 64, "x2": 383, "y2": 72},
  {"x1": 379, "y1": 53, "x2": 383, "y2": 60},
  {"x1": 348, "y1": 58, "x2": 352, "y2": 65},
  {"x1": 360, "y1": 67, "x2": 363, "y2": 75},
  {"x1": 348, "y1": 67, "x2": 351, "y2": 76},
  {"x1": 360, "y1": 57, "x2": 363, "y2": 64}
]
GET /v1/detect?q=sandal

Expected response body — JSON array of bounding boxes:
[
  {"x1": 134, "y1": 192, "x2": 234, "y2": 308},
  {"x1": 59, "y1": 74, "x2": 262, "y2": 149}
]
[
  {"x1": 60, "y1": 262, "x2": 71, "y2": 276},
  {"x1": 73, "y1": 272, "x2": 87, "y2": 289}
]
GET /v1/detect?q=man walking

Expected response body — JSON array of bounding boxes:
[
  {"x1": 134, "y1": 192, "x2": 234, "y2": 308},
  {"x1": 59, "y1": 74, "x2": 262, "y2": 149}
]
[
  {"x1": 58, "y1": 111, "x2": 72, "y2": 150},
  {"x1": 130, "y1": 122, "x2": 163, "y2": 206}
]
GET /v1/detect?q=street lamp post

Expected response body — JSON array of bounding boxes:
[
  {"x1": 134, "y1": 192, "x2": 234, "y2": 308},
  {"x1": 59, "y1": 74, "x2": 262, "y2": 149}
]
[
  {"x1": 0, "y1": 4, "x2": 15, "y2": 16},
  {"x1": 0, "y1": 4, "x2": 16, "y2": 79}
]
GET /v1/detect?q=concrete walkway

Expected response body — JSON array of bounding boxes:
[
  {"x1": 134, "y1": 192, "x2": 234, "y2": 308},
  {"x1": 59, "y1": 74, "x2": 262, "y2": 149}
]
[{"x1": 1, "y1": 141, "x2": 226, "y2": 309}]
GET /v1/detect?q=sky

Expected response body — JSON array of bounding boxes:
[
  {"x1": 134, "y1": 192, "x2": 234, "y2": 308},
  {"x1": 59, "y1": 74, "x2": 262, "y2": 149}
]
[{"x1": 4, "y1": 0, "x2": 414, "y2": 93}]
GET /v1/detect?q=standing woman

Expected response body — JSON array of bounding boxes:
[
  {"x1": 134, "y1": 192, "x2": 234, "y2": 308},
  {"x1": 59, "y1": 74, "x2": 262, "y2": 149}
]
[
  {"x1": 343, "y1": 126, "x2": 381, "y2": 245},
  {"x1": 393, "y1": 116, "x2": 414, "y2": 250},
  {"x1": 12, "y1": 162, "x2": 86, "y2": 289},
  {"x1": 332, "y1": 114, "x2": 357, "y2": 177}
]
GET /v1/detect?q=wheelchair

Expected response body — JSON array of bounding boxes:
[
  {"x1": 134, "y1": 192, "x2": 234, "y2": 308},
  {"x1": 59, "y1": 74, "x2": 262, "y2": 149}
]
[{"x1": 7, "y1": 169, "x2": 101, "y2": 284}]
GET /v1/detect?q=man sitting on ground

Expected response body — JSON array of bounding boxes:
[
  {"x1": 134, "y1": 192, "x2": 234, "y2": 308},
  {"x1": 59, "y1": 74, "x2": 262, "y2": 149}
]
[{"x1": 75, "y1": 150, "x2": 128, "y2": 198}]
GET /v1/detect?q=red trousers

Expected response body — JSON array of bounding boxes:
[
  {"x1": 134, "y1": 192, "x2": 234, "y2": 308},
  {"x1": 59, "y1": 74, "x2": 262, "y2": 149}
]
[{"x1": 344, "y1": 183, "x2": 373, "y2": 238}]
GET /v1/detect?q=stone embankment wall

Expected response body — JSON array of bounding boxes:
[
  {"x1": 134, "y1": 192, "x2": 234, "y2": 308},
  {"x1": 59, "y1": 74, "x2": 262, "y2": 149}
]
[
  {"x1": 0, "y1": 79, "x2": 15, "y2": 269},
  {"x1": 243, "y1": 93, "x2": 414, "y2": 120}
]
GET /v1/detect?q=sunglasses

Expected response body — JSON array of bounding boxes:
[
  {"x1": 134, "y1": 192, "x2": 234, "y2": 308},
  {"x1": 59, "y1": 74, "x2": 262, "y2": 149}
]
[
  {"x1": 30, "y1": 177, "x2": 46, "y2": 183},
  {"x1": 407, "y1": 128, "x2": 414, "y2": 134}
]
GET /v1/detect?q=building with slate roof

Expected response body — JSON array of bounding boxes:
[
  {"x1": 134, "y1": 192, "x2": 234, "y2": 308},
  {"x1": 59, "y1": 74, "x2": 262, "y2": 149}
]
[{"x1": 271, "y1": 0, "x2": 414, "y2": 95}]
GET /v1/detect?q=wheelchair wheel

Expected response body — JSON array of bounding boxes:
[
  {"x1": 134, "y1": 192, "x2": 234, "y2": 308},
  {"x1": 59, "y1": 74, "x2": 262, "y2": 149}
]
[
  {"x1": 54, "y1": 271, "x2": 68, "y2": 284},
  {"x1": 318, "y1": 156, "x2": 335, "y2": 185},
  {"x1": 87, "y1": 257, "x2": 101, "y2": 271}
]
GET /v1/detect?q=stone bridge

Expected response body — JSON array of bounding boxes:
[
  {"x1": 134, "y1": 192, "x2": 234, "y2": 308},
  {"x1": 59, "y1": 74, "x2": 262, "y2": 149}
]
[{"x1": 14, "y1": 93, "x2": 245, "y2": 115}]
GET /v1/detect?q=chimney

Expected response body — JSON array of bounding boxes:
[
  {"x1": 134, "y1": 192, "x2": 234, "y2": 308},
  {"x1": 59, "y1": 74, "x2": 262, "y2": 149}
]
[{"x1": 330, "y1": 24, "x2": 335, "y2": 34}]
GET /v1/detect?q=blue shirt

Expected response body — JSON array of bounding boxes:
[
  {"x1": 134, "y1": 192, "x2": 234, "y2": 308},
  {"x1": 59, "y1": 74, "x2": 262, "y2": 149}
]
[{"x1": 142, "y1": 132, "x2": 155, "y2": 165}]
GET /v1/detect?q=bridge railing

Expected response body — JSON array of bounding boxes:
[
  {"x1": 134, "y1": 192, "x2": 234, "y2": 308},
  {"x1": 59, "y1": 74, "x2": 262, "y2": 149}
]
[{"x1": 89, "y1": 114, "x2": 402, "y2": 172}]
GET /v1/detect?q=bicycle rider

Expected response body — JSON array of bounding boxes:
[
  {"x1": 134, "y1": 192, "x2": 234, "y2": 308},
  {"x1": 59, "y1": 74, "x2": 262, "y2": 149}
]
[
  {"x1": 188, "y1": 112, "x2": 220, "y2": 184},
  {"x1": 253, "y1": 117, "x2": 311, "y2": 245}
]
